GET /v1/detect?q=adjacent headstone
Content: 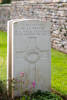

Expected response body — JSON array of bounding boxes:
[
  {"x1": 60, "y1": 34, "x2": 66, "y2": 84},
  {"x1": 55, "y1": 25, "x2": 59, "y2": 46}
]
[{"x1": 7, "y1": 19, "x2": 51, "y2": 96}]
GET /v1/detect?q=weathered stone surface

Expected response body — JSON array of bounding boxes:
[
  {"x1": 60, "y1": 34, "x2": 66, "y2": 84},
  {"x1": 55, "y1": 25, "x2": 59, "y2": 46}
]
[
  {"x1": 0, "y1": 4, "x2": 11, "y2": 31},
  {"x1": 7, "y1": 19, "x2": 51, "y2": 96}
]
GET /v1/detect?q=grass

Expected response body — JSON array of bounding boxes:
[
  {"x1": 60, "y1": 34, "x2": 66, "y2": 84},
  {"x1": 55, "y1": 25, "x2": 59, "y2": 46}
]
[
  {"x1": 0, "y1": 30, "x2": 67, "y2": 96},
  {"x1": 0, "y1": 31, "x2": 7, "y2": 80},
  {"x1": 51, "y1": 48, "x2": 67, "y2": 95}
]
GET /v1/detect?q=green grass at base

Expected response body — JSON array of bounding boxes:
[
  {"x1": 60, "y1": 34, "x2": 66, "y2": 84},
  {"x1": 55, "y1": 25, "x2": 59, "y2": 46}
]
[
  {"x1": 51, "y1": 48, "x2": 67, "y2": 95},
  {"x1": 0, "y1": 31, "x2": 7, "y2": 80},
  {"x1": 0, "y1": 30, "x2": 67, "y2": 95}
]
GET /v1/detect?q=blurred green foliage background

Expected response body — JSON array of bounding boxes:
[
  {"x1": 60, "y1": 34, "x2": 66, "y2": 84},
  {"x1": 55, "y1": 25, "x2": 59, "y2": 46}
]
[{"x1": 1, "y1": 0, "x2": 11, "y2": 4}]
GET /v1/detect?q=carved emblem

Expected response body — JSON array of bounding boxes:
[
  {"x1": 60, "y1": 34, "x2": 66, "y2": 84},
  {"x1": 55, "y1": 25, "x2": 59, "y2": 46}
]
[{"x1": 24, "y1": 49, "x2": 40, "y2": 64}]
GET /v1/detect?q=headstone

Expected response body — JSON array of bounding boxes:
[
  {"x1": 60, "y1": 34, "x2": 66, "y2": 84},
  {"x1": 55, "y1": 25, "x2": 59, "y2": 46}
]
[{"x1": 7, "y1": 19, "x2": 51, "y2": 96}]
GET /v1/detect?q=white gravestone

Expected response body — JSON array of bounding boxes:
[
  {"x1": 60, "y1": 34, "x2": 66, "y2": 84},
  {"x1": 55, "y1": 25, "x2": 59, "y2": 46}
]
[{"x1": 7, "y1": 19, "x2": 51, "y2": 96}]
